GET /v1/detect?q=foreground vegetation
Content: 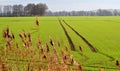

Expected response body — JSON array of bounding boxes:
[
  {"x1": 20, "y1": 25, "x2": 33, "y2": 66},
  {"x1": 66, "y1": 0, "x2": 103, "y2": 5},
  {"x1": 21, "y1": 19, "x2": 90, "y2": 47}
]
[{"x1": 0, "y1": 16, "x2": 120, "y2": 71}]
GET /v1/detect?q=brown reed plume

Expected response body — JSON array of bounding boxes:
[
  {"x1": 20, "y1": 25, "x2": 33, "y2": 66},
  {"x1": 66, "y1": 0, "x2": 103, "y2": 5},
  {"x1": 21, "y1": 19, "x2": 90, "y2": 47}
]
[
  {"x1": 98, "y1": 67, "x2": 105, "y2": 71},
  {"x1": 56, "y1": 39, "x2": 60, "y2": 47},
  {"x1": 37, "y1": 37, "x2": 42, "y2": 49},
  {"x1": 49, "y1": 36, "x2": 54, "y2": 46},
  {"x1": 75, "y1": 62, "x2": 82, "y2": 71},
  {"x1": 79, "y1": 45, "x2": 82, "y2": 52},
  {"x1": 53, "y1": 47, "x2": 59, "y2": 62},
  {"x1": 45, "y1": 43, "x2": 49, "y2": 53},
  {"x1": 70, "y1": 55, "x2": 74, "y2": 65},
  {"x1": 3, "y1": 27, "x2": 14, "y2": 40},
  {"x1": 116, "y1": 60, "x2": 120, "y2": 70},
  {"x1": 42, "y1": 54, "x2": 47, "y2": 60},
  {"x1": 61, "y1": 50, "x2": 68, "y2": 64},
  {"x1": 64, "y1": 45, "x2": 68, "y2": 52},
  {"x1": 3, "y1": 27, "x2": 15, "y2": 50},
  {"x1": 36, "y1": 16, "x2": 39, "y2": 27},
  {"x1": 0, "y1": 56, "x2": 9, "y2": 71},
  {"x1": 3, "y1": 29, "x2": 7, "y2": 38},
  {"x1": 19, "y1": 31, "x2": 32, "y2": 48},
  {"x1": 116, "y1": 60, "x2": 119, "y2": 66},
  {"x1": 28, "y1": 32, "x2": 32, "y2": 46},
  {"x1": 23, "y1": 31, "x2": 27, "y2": 39}
]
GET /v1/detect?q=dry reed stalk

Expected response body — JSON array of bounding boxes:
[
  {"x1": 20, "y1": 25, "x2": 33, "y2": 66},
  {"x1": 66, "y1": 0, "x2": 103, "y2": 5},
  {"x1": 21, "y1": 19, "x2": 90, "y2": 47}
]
[
  {"x1": 61, "y1": 50, "x2": 68, "y2": 64},
  {"x1": 2, "y1": 27, "x2": 9, "y2": 39},
  {"x1": 98, "y1": 67, "x2": 105, "y2": 71},
  {"x1": 56, "y1": 39, "x2": 60, "y2": 47},
  {"x1": 3, "y1": 27, "x2": 14, "y2": 40},
  {"x1": 28, "y1": 32, "x2": 32, "y2": 47},
  {"x1": 48, "y1": 63, "x2": 52, "y2": 71},
  {"x1": 15, "y1": 51, "x2": 20, "y2": 71},
  {"x1": 116, "y1": 60, "x2": 119, "y2": 66},
  {"x1": 3, "y1": 29, "x2": 7, "y2": 38},
  {"x1": 22, "y1": 50, "x2": 29, "y2": 59},
  {"x1": 37, "y1": 38, "x2": 42, "y2": 49},
  {"x1": 63, "y1": 55, "x2": 68, "y2": 64},
  {"x1": 23, "y1": 31, "x2": 27, "y2": 39},
  {"x1": 1, "y1": 63, "x2": 8, "y2": 71},
  {"x1": 27, "y1": 63, "x2": 30, "y2": 71},
  {"x1": 53, "y1": 47, "x2": 58, "y2": 61},
  {"x1": 6, "y1": 27, "x2": 9, "y2": 36},
  {"x1": 40, "y1": 47, "x2": 44, "y2": 55},
  {"x1": 36, "y1": 16, "x2": 39, "y2": 27},
  {"x1": 42, "y1": 54, "x2": 47, "y2": 60},
  {"x1": 64, "y1": 64, "x2": 69, "y2": 71},
  {"x1": 19, "y1": 31, "x2": 33, "y2": 48},
  {"x1": 19, "y1": 33, "x2": 23, "y2": 39},
  {"x1": 79, "y1": 45, "x2": 82, "y2": 52},
  {"x1": 61, "y1": 61, "x2": 69, "y2": 71},
  {"x1": 3, "y1": 28, "x2": 16, "y2": 51},
  {"x1": 70, "y1": 55, "x2": 74, "y2": 65},
  {"x1": 27, "y1": 33, "x2": 32, "y2": 47},
  {"x1": 16, "y1": 43, "x2": 19, "y2": 48},
  {"x1": 45, "y1": 43, "x2": 49, "y2": 53},
  {"x1": 15, "y1": 63, "x2": 20, "y2": 71},
  {"x1": 19, "y1": 33, "x2": 26, "y2": 46},
  {"x1": 47, "y1": 54, "x2": 55, "y2": 71},
  {"x1": 116, "y1": 60, "x2": 120, "y2": 70},
  {"x1": 75, "y1": 62, "x2": 82, "y2": 71},
  {"x1": 8, "y1": 33, "x2": 14, "y2": 40},
  {"x1": 64, "y1": 45, "x2": 68, "y2": 52},
  {"x1": 0, "y1": 56, "x2": 3, "y2": 71},
  {"x1": 49, "y1": 36, "x2": 54, "y2": 46},
  {"x1": 29, "y1": 53, "x2": 37, "y2": 71}
]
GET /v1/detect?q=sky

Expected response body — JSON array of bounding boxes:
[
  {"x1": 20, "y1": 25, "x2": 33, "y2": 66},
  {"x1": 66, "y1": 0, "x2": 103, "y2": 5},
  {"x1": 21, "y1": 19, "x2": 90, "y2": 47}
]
[{"x1": 0, "y1": 0, "x2": 120, "y2": 11}]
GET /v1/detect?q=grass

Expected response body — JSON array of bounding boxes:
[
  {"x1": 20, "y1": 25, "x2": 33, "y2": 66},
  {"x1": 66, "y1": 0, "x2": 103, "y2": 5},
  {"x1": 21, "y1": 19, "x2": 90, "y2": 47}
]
[{"x1": 0, "y1": 16, "x2": 120, "y2": 71}]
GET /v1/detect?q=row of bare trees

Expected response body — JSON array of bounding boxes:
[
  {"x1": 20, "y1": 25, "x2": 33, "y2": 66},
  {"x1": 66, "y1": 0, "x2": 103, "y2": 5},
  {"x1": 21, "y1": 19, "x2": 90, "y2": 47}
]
[
  {"x1": 46, "y1": 9, "x2": 120, "y2": 16},
  {"x1": 0, "y1": 3, "x2": 120, "y2": 16},
  {"x1": 0, "y1": 3, "x2": 48, "y2": 16}
]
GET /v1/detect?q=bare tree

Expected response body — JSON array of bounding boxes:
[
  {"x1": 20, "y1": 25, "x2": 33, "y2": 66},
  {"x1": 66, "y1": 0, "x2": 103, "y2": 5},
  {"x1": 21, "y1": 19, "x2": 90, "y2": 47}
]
[
  {"x1": 0, "y1": 5, "x2": 2, "y2": 16},
  {"x1": 17, "y1": 5, "x2": 24, "y2": 16},
  {"x1": 24, "y1": 3, "x2": 35, "y2": 16},
  {"x1": 12, "y1": 4, "x2": 24, "y2": 16},
  {"x1": 96, "y1": 9, "x2": 113, "y2": 16},
  {"x1": 31, "y1": 3, "x2": 48, "y2": 16},
  {"x1": 3, "y1": 5, "x2": 12, "y2": 16}
]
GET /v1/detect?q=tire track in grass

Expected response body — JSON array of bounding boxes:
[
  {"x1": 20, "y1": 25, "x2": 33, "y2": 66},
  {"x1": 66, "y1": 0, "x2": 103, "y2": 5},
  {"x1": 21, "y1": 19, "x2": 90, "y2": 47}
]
[
  {"x1": 58, "y1": 19, "x2": 75, "y2": 51},
  {"x1": 84, "y1": 65, "x2": 118, "y2": 70},
  {"x1": 62, "y1": 19, "x2": 115, "y2": 61},
  {"x1": 103, "y1": 20, "x2": 120, "y2": 24},
  {"x1": 58, "y1": 18, "x2": 90, "y2": 60},
  {"x1": 62, "y1": 19, "x2": 97, "y2": 52}
]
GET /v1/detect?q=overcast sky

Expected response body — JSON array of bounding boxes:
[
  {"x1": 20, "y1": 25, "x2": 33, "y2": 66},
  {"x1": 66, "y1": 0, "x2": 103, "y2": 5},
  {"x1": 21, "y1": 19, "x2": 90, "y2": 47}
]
[{"x1": 0, "y1": 0, "x2": 120, "y2": 11}]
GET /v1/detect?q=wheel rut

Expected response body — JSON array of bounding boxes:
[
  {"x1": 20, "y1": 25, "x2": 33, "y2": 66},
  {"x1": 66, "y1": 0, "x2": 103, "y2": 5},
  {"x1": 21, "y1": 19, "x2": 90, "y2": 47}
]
[
  {"x1": 58, "y1": 18, "x2": 75, "y2": 51},
  {"x1": 61, "y1": 19, "x2": 115, "y2": 61}
]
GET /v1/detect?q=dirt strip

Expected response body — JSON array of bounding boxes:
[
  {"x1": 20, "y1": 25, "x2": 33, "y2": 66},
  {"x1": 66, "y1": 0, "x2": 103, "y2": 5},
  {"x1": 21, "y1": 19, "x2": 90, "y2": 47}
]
[{"x1": 58, "y1": 19, "x2": 75, "y2": 51}]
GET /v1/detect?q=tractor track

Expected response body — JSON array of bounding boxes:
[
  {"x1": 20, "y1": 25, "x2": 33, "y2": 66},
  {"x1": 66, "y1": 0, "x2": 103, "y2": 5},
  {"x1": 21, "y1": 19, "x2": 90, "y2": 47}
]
[
  {"x1": 61, "y1": 19, "x2": 115, "y2": 61},
  {"x1": 84, "y1": 65, "x2": 118, "y2": 70},
  {"x1": 62, "y1": 19, "x2": 97, "y2": 52},
  {"x1": 58, "y1": 18, "x2": 75, "y2": 51}
]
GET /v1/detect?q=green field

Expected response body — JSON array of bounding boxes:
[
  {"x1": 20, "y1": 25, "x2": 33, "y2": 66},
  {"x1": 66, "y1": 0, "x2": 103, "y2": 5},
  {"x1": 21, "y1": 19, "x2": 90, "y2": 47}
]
[{"x1": 0, "y1": 16, "x2": 120, "y2": 71}]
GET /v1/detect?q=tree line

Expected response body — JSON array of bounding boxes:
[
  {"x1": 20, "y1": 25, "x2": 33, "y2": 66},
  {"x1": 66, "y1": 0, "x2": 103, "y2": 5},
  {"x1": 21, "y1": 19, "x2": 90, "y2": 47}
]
[
  {"x1": 0, "y1": 3, "x2": 48, "y2": 16},
  {"x1": 0, "y1": 3, "x2": 120, "y2": 16},
  {"x1": 46, "y1": 9, "x2": 120, "y2": 16}
]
